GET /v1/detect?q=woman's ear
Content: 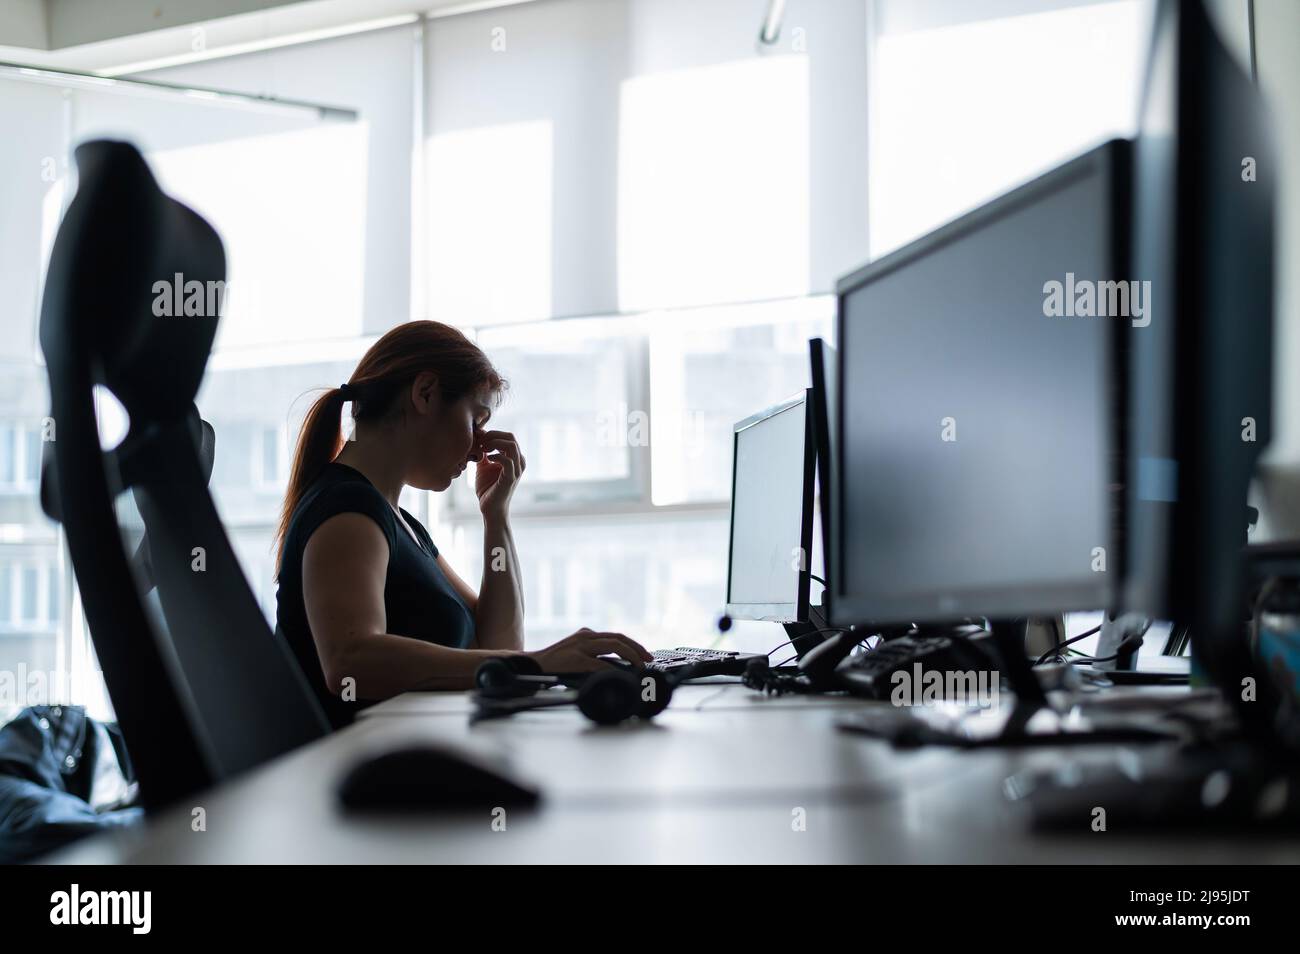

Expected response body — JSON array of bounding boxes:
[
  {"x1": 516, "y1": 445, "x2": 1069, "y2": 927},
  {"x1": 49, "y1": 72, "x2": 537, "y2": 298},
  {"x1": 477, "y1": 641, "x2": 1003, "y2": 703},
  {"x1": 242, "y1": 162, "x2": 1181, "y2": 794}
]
[{"x1": 410, "y1": 371, "x2": 441, "y2": 415}]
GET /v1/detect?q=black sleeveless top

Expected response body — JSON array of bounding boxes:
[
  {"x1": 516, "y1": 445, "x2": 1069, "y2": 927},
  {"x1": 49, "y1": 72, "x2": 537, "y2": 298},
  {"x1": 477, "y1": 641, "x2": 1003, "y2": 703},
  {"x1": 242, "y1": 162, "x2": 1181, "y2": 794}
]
[{"x1": 275, "y1": 462, "x2": 475, "y2": 728}]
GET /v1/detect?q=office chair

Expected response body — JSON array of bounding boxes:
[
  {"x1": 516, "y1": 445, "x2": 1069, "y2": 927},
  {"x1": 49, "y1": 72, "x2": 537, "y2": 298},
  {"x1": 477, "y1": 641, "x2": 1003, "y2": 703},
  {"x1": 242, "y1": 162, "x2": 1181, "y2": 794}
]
[
  {"x1": 38, "y1": 139, "x2": 329, "y2": 811},
  {"x1": 41, "y1": 408, "x2": 216, "y2": 592}
]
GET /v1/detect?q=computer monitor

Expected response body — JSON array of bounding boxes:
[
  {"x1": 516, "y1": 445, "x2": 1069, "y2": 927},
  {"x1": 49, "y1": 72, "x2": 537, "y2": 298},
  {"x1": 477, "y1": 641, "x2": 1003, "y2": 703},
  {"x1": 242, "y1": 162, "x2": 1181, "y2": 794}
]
[
  {"x1": 809, "y1": 338, "x2": 837, "y2": 611},
  {"x1": 832, "y1": 139, "x2": 1130, "y2": 628},
  {"x1": 1124, "y1": 0, "x2": 1274, "y2": 724},
  {"x1": 725, "y1": 392, "x2": 815, "y2": 623}
]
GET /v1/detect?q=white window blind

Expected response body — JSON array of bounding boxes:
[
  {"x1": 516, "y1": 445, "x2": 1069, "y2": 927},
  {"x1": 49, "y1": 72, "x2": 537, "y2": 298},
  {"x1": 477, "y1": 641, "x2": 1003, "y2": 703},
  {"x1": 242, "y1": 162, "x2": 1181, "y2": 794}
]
[
  {"x1": 869, "y1": 0, "x2": 1153, "y2": 257},
  {"x1": 424, "y1": 0, "x2": 870, "y2": 324}
]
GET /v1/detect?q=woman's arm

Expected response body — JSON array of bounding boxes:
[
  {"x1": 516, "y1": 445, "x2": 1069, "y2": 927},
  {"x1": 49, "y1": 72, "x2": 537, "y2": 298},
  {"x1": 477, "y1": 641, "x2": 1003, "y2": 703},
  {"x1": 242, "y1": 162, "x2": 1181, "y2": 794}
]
[
  {"x1": 431, "y1": 548, "x2": 522, "y2": 650},
  {"x1": 470, "y1": 430, "x2": 527, "y2": 650},
  {"x1": 474, "y1": 515, "x2": 524, "y2": 649},
  {"x1": 303, "y1": 511, "x2": 651, "y2": 699},
  {"x1": 304, "y1": 512, "x2": 519, "y2": 696}
]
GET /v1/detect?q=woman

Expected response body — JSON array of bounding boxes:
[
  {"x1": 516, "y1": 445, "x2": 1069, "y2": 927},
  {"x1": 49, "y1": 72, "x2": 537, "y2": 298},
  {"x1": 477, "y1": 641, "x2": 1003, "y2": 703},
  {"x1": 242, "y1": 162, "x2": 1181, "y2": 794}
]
[{"x1": 274, "y1": 320, "x2": 651, "y2": 728}]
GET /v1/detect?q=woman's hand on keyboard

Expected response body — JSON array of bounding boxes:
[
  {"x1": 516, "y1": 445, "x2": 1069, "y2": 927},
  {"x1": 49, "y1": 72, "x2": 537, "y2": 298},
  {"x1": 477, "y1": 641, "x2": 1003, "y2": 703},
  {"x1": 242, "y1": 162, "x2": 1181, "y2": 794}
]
[{"x1": 527, "y1": 628, "x2": 653, "y2": 673}]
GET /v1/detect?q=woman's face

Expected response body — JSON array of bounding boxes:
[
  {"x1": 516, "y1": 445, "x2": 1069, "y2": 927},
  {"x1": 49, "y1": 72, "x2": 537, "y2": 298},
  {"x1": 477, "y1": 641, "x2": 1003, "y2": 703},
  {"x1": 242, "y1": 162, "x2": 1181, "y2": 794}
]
[{"x1": 405, "y1": 374, "x2": 492, "y2": 492}]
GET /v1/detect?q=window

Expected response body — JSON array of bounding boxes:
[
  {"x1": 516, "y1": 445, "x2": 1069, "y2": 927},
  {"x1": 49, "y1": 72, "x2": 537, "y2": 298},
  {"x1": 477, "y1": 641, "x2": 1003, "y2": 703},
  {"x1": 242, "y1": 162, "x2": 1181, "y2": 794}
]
[
  {"x1": 212, "y1": 420, "x2": 255, "y2": 490},
  {"x1": 0, "y1": 559, "x2": 61, "y2": 633},
  {"x1": 23, "y1": 429, "x2": 41, "y2": 487},
  {"x1": 20, "y1": 567, "x2": 38, "y2": 625},
  {"x1": 647, "y1": 299, "x2": 832, "y2": 506},
  {"x1": 435, "y1": 298, "x2": 832, "y2": 652},
  {"x1": 426, "y1": 121, "x2": 555, "y2": 326},
  {"x1": 46, "y1": 564, "x2": 60, "y2": 625},
  {"x1": 445, "y1": 320, "x2": 647, "y2": 515},
  {"x1": 260, "y1": 427, "x2": 284, "y2": 489},
  {"x1": 0, "y1": 422, "x2": 44, "y2": 493},
  {"x1": 5, "y1": 27, "x2": 394, "y2": 720},
  {"x1": 422, "y1": 0, "x2": 870, "y2": 317},
  {"x1": 616, "y1": 54, "x2": 811, "y2": 311},
  {"x1": 869, "y1": 0, "x2": 1152, "y2": 256},
  {"x1": 421, "y1": 0, "x2": 864, "y2": 653},
  {"x1": 0, "y1": 426, "x2": 15, "y2": 487},
  {"x1": 442, "y1": 509, "x2": 782, "y2": 655}
]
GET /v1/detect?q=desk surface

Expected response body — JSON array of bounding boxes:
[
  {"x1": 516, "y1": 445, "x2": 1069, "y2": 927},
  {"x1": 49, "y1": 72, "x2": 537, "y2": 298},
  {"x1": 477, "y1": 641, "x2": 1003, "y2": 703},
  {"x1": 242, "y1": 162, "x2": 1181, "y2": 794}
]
[{"x1": 51, "y1": 684, "x2": 1300, "y2": 864}]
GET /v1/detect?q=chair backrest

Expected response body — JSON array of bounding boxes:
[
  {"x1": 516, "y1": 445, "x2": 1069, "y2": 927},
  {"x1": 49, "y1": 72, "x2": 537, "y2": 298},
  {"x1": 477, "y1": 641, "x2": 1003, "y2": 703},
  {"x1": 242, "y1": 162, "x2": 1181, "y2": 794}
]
[
  {"x1": 38, "y1": 140, "x2": 328, "y2": 809},
  {"x1": 130, "y1": 417, "x2": 216, "y2": 589},
  {"x1": 46, "y1": 411, "x2": 216, "y2": 590}
]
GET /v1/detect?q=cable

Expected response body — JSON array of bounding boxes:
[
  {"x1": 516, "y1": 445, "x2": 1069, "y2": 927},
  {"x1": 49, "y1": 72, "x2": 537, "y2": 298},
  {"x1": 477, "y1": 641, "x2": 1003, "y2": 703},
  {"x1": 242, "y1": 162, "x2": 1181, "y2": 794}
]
[
  {"x1": 770, "y1": 631, "x2": 873, "y2": 670},
  {"x1": 764, "y1": 625, "x2": 850, "y2": 660},
  {"x1": 809, "y1": 573, "x2": 827, "y2": 586},
  {"x1": 1063, "y1": 626, "x2": 1152, "y2": 666},
  {"x1": 1073, "y1": 652, "x2": 1121, "y2": 665},
  {"x1": 1034, "y1": 624, "x2": 1103, "y2": 667}
]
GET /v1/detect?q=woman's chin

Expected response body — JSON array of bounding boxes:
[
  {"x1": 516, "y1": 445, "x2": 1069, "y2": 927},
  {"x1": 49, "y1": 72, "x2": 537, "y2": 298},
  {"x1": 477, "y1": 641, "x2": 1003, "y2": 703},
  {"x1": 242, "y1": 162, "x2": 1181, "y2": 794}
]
[{"x1": 412, "y1": 474, "x2": 454, "y2": 493}]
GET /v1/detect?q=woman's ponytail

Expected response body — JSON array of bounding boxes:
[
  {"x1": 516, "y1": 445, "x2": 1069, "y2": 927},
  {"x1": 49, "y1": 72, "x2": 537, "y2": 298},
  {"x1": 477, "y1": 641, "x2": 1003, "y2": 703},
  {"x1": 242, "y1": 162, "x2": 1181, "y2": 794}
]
[{"x1": 273, "y1": 387, "x2": 348, "y2": 576}]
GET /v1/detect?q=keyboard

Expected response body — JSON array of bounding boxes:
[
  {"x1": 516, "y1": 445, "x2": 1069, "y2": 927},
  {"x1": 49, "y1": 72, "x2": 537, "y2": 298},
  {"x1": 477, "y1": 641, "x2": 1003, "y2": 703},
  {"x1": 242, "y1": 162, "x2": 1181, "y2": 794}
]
[
  {"x1": 647, "y1": 647, "x2": 763, "y2": 678},
  {"x1": 835, "y1": 634, "x2": 999, "y2": 700}
]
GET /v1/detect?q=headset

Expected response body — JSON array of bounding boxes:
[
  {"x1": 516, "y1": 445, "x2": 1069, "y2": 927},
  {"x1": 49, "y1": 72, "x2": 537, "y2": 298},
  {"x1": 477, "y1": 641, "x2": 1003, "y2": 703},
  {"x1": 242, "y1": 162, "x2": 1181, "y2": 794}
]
[{"x1": 471, "y1": 656, "x2": 674, "y2": 726}]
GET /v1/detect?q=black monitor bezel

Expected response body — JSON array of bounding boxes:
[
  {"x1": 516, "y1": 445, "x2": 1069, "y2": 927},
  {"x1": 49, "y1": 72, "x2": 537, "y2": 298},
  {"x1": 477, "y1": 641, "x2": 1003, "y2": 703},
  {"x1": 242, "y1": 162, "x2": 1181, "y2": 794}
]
[
  {"x1": 1124, "y1": 0, "x2": 1278, "y2": 738},
  {"x1": 831, "y1": 139, "x2": 1131, "y2": 628},
  {"x1": 808, "y1": 338, "x2": 835, "y2": 619}
]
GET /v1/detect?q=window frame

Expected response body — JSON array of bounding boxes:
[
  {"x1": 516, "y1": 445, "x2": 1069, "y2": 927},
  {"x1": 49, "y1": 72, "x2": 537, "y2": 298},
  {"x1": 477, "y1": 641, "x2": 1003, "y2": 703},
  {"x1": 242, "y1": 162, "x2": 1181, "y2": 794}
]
[
  {"x1": 255, "y1": 423, "x2": 286, "y2": 492},
  {"x1": 0, "y1": 421, "x2": 44, "y2": 494},
  {"x1": 0, "y1": 556, "x2": 61, "y2": 635},
  {"x1": 440, "y1": 330, "x2": 652, "y2": 518}
]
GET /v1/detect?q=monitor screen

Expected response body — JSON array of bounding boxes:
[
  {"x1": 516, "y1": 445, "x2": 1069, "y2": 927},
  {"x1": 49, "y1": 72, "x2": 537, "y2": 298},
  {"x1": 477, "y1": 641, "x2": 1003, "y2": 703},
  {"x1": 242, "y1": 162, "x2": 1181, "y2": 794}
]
[
  {"x1": 834, "y1": 142, "x2": 1126, "y2": 625},
  {"x1": 726, "y1": 393, "x2": 813, "y2": 622}
]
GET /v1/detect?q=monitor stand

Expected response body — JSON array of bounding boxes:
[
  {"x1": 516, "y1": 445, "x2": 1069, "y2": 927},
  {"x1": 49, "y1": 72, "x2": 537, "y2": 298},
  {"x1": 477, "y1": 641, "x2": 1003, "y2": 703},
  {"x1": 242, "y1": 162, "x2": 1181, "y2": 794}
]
[
  {"x1": 782, "y1": 599, "x2": 834, "y2": 658},
  {"x1": 939, "y1": 618, "x2": 1174, "y2": 744},
  {"x1": 987, "y1": 618, "x2": 1050, "y2": 740},
  {"x1": 975, "y1": 619, "x2": 1167, "y2": 744}
]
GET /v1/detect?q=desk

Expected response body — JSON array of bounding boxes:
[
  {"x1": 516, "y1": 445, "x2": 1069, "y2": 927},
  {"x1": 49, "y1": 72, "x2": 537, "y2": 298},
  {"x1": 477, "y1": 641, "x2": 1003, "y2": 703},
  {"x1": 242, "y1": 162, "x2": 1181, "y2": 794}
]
[{"x1": 49, "y1": 684, "x2": 1300, "y2": 863}]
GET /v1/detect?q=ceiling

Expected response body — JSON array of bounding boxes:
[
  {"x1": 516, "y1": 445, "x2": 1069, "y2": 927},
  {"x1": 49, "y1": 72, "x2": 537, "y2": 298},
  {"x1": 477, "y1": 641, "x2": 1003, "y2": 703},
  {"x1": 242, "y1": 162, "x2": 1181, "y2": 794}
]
[{"x1": 0, "y1": 0, "x2": 536, "y2": 73}]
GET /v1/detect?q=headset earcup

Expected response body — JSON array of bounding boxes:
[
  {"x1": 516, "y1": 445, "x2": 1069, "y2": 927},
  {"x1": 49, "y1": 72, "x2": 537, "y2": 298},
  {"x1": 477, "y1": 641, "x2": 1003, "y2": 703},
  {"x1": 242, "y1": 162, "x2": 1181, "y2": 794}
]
[
  {"x1": 509, "y1": 655, "x2": 544, "y2": 676},
  {"x1": 577, "y1": 669, "x2": 640, "y2": 725},
  {"x1": 575, "y1": 668, "x2": 672, "y2": 724},
  {"x1": 475, "y1": 658, "x2": 537, "y2": 699},
  {"x1": 635, "y1": 669, "x2": 672, "y2": 719}
]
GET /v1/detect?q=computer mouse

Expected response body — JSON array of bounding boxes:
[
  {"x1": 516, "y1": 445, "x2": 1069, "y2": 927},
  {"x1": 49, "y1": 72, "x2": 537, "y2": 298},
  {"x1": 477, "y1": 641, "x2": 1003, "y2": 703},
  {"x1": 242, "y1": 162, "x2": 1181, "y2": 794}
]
[{"x1": 337, "y1": 743, "x2": 541, "y2": 812}]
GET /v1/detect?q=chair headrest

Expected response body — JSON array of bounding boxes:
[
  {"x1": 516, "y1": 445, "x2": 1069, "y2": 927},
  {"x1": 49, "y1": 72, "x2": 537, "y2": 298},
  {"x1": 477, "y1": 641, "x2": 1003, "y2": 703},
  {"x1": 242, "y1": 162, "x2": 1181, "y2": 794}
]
[{"x1": 38, "y1": 139, "x2": 225, "y2": 425}]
